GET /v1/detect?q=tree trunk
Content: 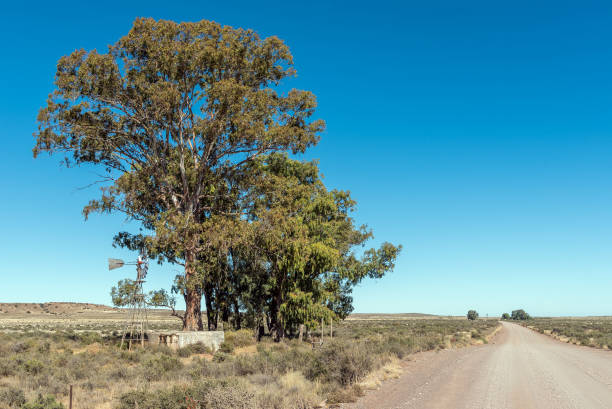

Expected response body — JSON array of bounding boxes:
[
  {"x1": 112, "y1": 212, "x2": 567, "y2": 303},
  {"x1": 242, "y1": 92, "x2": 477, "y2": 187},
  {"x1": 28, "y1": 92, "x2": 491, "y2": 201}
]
[
  {"x1": 256, "y1": 312, "x2": 265, "y2": 341},
  {"x1": 233, "y1": 301, "x2": 241, "y2": 330},
  {"x1": 271, "y1": 320, "x2": 284, "y2": 341},
  {"x1": 221, "y1": 304, "x2": 230, "y2": 325},
  {"x1": 265, "y1": 313, "x2": 271, "y2": 334},
  {"x1": 270, "y1": 291, "x2": 284, "y2": 342},
  {"x1": 203, "y1": 283, "x2": 217, "y2": 331},
  {"x1": 183, "y1": 252, "x2": 203, "y2": 331}
]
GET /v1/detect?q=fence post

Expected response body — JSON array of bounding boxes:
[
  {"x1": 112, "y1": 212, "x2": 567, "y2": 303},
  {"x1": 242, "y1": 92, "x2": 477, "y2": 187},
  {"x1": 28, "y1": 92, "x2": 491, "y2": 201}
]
[
  {"x1": 321, "y1": 317, "x2": 324, "y2": 343},
  {"x1": 69, "y1": 385, "x2": 73, "y2": 409}
]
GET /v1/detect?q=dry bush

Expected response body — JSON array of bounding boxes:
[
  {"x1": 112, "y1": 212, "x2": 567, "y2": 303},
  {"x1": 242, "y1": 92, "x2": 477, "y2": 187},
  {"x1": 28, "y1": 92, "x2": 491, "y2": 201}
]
[
  {"x1": 255, "y1": 371, "x2": 321, "y2": 409},
  {"x1": 326, "y1": 385, "x2": 363, "y2": 404},
  {"x1": 117, "y1": 379, "x2": 259, "y2": 409},
  {"x1": 0, "y1": 386, "x2": 26, "y2": 408},
  {"x1": 177, "y1": 342, "x2": 210, "y2": 357}
]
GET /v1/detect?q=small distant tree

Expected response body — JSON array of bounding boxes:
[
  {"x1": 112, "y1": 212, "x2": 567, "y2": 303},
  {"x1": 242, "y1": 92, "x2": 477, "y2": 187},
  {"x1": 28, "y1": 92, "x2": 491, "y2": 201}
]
[
  {"x1": 511, "y1": 309, "x2": 531, "y2": 320},
  {"x1": 110, "y1": 280, "x2": 182, "y2": 321},
  {"x1": 501, "y1": 313, "x2": 510, "y2": 320},
  {"x1": 467, "y1": 310, "x2": 479, "y2": 320}
]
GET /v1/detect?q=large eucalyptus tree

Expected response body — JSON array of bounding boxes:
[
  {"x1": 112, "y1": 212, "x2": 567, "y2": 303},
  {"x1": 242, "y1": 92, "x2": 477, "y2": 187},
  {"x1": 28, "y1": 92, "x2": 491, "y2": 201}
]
[{"x1": 34, "y1": 18, "x2": 323, "y2": 330}]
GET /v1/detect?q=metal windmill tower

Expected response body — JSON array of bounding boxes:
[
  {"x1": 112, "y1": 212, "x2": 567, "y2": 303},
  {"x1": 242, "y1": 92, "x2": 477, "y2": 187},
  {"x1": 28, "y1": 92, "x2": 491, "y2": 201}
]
[{"x1": 108, "y1": 249, "x2": 150, "y2": 350}]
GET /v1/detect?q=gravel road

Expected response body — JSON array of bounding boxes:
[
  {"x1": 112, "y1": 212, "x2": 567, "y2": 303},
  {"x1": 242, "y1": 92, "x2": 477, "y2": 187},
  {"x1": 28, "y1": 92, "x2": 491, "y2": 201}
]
[{"x1": 344, "y1": 321, "x2": 612, "y2": 409}]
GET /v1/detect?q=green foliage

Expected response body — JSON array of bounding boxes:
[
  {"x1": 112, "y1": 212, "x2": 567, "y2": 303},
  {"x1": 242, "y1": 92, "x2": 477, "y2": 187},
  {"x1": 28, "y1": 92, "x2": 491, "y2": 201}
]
[
  {"x1": 511, "y1": 309, "x2": 531, "y2": 320},
  {"x1": 148, "y1": 289, "x2": 175, "y2": 310},
  {"x1": 23, "y1": 359, "x2": 44, "y2": 374},
  {"x1": 241, "y1": 154, "x2": 401, "y2": 339},
  {"x1": 501, "y1": 313, "x2": 510, "y2": 320},
  {"x1": 467, "y1": 310, "x2": 479, "y2": 320},
  {"x1": 220, "y1": 330, "x2": 256, "y2": 353},
  {"x1": 110, "y1": 279, "x2": 138, "y2": 307},
  {"x1": 110, "y1": 282, "x2": 181, "y2": 323}
]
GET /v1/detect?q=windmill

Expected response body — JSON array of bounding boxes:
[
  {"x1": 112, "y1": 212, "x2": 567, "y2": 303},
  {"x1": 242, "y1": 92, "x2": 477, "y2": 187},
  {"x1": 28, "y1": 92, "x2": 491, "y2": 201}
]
[{"x1": 108, "y1": 248, "x2": 150, "y2": 350}]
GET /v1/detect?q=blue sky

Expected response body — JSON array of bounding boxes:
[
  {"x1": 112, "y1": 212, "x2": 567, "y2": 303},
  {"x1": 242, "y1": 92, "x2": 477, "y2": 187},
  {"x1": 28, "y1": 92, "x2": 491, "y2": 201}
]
[{"x1": 1, "y1": 1, "x2": 611, "y2": 316}]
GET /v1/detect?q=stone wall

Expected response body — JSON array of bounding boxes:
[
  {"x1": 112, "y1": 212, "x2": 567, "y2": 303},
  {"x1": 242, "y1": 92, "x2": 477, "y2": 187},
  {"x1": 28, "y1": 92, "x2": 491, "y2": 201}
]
[{"x1": 151, "y1": 331, "x2": 224, "y2": 351}]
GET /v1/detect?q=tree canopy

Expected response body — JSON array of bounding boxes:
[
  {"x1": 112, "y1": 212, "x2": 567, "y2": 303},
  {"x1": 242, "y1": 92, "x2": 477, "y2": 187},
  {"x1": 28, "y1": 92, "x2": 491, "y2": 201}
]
[{"x1": 511, "y1": 309, "x2": 531, "y2": 320}]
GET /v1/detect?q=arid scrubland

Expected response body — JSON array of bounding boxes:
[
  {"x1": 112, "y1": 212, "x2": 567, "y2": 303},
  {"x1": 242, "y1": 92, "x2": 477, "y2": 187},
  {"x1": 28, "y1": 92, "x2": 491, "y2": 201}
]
[
  {"x1": 521, "y1": 317, "x2": 612, "y2": 349},
  {"x1": 0, "y1": 310, "x2": 498, "y2": 409}
]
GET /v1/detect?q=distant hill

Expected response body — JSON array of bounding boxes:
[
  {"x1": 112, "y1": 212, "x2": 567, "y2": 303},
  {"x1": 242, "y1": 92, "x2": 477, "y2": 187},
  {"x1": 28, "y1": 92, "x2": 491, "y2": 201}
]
[
  {"x1": 0, "y1": 302, "x2": 118, "y2": 316},
  {"x1": 0, "y1": 302, "x2": 446, "y2": 320}
]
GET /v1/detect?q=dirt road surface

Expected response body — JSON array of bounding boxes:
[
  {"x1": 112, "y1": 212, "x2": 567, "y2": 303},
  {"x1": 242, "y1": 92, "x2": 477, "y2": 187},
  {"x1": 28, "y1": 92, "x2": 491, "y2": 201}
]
[{"x1": 344, "y1": 322, "x2": 612, "y2": 409}]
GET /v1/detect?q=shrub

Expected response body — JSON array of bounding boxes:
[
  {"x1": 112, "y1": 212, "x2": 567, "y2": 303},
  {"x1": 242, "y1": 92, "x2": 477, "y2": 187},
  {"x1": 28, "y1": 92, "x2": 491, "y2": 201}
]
[
  {"x1": 117, "y1": 381, "x2": 259, "y2": 409},
  {"x1": 38, "y1": 342, "x2": 51, "y2": 353},
  {"x1": 23, "y1": 359, "x2": 45, "y2": 375},
  {"x1": 22, "y1": 394, "x2": 64, "y2": 409},
  {"x1": 119, "y1": 350, "x2": 141, "y2": 363},
  {"x1": 501, "y1": 313, "x2": 510, "y2": 320},
  {"x1": 309, "y1": 341, "x2": 374, "y2": 386},
  {"x1": 178, "y1": 341, "x2": 210, "y2": 357},
  {"x1": 219, "y1": 342, "x2": 233, "y2": 353},
  {"x1": 467, "y1": 310, "x2": 479, "y2": 321},
  {"x1": 116, "y1": 391, "x2": 149, "y2": 409},
  {"x1": 11, "y1": 341, "x2": 32, "y2": 353},
  {"x1": 0, "y1": 386, "x2": 26, "y2": 408},
  {"x1": 76, "y1": 332, "x2": 103, "y2": 345},
  {"x1": 212, "y1": 351, "x2": 232, "y2": 363},
  {"x1": 150, "y1": 354, "x2": 182, "y2": 371},
  {"x1": 142, "y1": 355, "x2": 182, "y2": 381},
  {"x1": 0, "y1": 358, "x2": 17, "y2": 377},
  {"x1": 197, "y1": 384, "x2": 258, "y2": 409}
]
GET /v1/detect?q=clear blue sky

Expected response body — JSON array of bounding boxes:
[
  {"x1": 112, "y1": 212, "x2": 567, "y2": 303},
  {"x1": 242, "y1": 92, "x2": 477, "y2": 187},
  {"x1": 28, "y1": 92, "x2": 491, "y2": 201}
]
[{"x1": 1, "y1": 1, "x2": 611, "y2": 317}]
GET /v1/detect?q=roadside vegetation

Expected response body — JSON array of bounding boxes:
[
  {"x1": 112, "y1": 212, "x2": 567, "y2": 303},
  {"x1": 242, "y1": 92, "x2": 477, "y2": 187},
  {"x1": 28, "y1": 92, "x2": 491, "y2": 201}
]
[
  {"x1": 0, "y1": 318, "x2": 499, "y2": 409},
  {"x1": 520, "y1": 317, "x2": 612, "y2": 350},
  {"x1": 500, "y1": 309, "x2": 531, "y2": 321}
]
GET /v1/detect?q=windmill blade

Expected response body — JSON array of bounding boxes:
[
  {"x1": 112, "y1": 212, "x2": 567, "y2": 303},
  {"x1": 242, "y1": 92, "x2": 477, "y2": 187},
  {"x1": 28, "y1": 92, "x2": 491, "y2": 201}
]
[{"x1": 108, "y1": 258, "x2": 125, "y2": 271}]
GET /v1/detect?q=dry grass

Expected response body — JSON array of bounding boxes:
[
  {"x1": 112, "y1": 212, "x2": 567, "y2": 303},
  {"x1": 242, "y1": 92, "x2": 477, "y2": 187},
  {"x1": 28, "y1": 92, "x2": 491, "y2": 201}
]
[
  {"x1": 357, "y1": 357, "x2": 403, "y2": 390},
  {"x1": 0, "y1": 308, "x2": 499, "y2": 409}
]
